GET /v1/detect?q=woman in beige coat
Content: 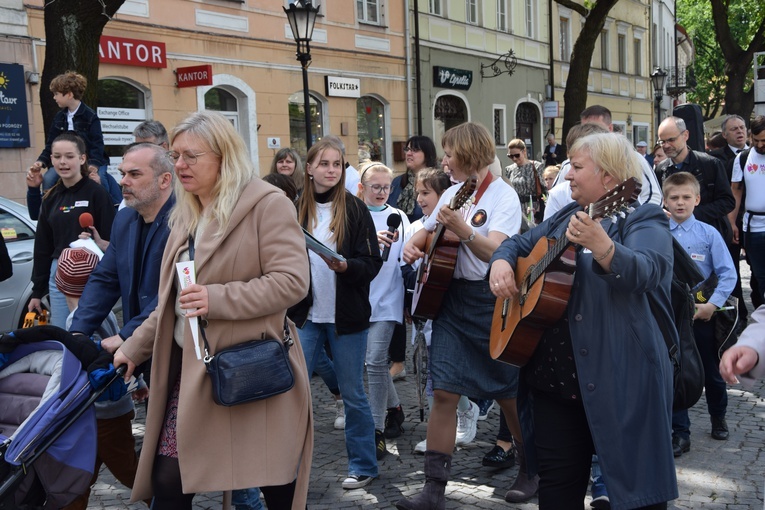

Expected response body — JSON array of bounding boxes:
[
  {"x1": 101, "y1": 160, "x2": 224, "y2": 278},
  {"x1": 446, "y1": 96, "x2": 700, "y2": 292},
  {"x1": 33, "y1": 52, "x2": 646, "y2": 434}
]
[{"x1": 113, "y1": 111, "x2": 312, "y2": 509}]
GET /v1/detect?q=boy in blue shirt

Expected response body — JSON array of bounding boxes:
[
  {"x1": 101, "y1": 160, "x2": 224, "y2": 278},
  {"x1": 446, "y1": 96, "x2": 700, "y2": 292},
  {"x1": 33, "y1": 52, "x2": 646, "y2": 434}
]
[{"x1": 663, "y1": 172, "x2": 737, "y2": 457}]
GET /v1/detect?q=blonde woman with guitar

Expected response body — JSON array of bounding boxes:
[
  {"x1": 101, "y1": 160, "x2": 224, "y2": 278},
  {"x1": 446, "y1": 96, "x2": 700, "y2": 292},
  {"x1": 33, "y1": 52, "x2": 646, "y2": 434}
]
[
  {"x1": 398, "y1": 123, "x2": 528, "y2": 510},
  {"x1": 489, "y1": 133, "x2": 677, "y2": 509}
]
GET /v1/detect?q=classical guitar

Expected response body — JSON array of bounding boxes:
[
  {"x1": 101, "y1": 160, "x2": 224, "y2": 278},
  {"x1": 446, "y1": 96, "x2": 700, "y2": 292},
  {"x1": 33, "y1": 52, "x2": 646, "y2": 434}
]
[
  {"x1": 411, "y1": 176, "x2": 478, "y2": 320},
  {"x1": 489, "y1": 177, "x2": 641, "y2": 367}
]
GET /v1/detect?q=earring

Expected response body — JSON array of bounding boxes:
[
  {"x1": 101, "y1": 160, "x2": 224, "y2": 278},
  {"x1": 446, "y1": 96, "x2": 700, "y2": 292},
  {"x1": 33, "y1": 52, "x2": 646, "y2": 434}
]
[{"x1": 309, "y1": 175, "x2": 313, "y2": 180}]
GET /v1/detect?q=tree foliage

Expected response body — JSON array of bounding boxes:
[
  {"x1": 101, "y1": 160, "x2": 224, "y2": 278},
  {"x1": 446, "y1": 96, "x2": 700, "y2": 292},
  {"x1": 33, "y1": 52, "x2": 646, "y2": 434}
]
[
  {"x1": 555, "y1": 0, "x2": 623, "y2": 141},
  {"x1": 40, "y1": 0, "x2": 126, "y2": 131},
  {"x1": 677, "y1": 0, "x2": 765, "y2": 121}
]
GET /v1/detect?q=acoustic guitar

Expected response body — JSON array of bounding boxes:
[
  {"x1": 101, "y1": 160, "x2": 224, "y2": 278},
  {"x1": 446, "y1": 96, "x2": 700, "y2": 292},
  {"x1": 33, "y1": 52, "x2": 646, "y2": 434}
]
[
  {"x1": 489, "y1": 177, "x2": 641, "y2": 367},
  {"x1": 411, "y1": 176, "x2": 477, "y2": 320}
]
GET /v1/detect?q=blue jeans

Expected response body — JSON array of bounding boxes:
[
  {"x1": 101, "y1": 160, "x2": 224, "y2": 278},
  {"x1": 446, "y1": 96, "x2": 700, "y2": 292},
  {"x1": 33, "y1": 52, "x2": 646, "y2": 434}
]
[
  {"x1": 365, "y1": 321, "x2": 400, "y2": 431},
  {"x1": 298, "y1": 320, "x2": 378, "y2": 478},
  {"x1": 232, "y1": 487, "x2": 263, "y2": 510},
  {"x1": 746, "y1": 231, "x2": 765, "y2": 303},
  {"x1": 48, "y1": 259, "x2": 69, "y2": 329},
  {"x1": 314, "y1": 343, "x2": 340, "y2": 395}
]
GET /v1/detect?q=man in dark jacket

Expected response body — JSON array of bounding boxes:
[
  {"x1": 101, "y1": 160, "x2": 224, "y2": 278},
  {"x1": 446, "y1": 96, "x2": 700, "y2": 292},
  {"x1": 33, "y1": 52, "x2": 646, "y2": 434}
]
[
  {"x1": 65, "y1": 143, "x2": 174, "y2": 509},
  {"x1": 542, "y1": 133, "x2": 566, "y2": 167},
  {"x1": 655, "y1": 116, "x2": 735, "y2": 242}
]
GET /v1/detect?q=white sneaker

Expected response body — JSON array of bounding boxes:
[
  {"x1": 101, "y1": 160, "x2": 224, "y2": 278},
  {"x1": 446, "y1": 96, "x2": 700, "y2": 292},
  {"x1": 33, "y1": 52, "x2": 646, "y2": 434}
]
[
  {"x1": 342, "y1": 475, "x2": 373, "y2": 489},
  {"x1": 455, "y1": 401, "x2": 478, "y2": 445},
  {"x1": 334, "y1": 400, "x2": 345, "y2": 430},
  {"x1": 414, "y1": 438, "x2": 427, "y2": 453}
]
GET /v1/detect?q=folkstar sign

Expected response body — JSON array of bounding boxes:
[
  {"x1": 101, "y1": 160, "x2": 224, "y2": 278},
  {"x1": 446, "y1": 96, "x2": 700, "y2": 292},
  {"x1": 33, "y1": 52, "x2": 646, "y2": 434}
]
[
  {"x1": 176, "y1": 65, "x2": 214, "y2": 88},
  {"x1": 433, "y1": 66, "x2": 472, "y2": 90},
  {"x1": 99, "y1": 36, "x2": 167, "y2": 68}
]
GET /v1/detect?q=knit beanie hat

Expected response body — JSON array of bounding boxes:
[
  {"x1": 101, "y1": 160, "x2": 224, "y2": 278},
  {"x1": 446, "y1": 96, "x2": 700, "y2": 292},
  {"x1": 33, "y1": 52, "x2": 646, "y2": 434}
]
[{"x1": 55, "y1": 248, "x2": 99, "y2": 297}]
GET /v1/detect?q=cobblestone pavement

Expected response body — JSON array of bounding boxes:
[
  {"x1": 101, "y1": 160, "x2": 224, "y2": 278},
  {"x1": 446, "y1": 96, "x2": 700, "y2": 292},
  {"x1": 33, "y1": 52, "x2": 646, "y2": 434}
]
[{"x1": 86, "y1": 271, "x2": 765, "y2": 509}]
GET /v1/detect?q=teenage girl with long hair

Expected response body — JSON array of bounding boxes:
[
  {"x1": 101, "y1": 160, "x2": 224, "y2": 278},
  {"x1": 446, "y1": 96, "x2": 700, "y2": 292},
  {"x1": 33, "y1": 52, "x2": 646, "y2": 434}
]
[
  {"x1": 289, "y1": 138, "x2": 382, "y2": 490},
  {"x1": 29, "y1": 132, "x2": 115, "y2": 328}
]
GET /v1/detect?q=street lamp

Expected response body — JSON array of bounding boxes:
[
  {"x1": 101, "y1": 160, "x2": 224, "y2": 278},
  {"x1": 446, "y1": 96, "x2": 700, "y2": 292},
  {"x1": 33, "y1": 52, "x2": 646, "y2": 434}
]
[
  {"x1": 284, "y1": 1, "x2": 321, "y2": 152},
  {"x1": 650, "y1": 66, "x2": 668, "y2": 138}
]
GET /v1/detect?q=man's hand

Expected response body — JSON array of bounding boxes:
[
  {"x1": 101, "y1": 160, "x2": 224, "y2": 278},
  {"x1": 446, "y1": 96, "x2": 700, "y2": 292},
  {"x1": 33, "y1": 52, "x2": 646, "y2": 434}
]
[
  {"x1": 719, "y1": 345, "x2": 759, "y2": 384},
  {"x1": 100, "y1": 334, "x2": 124, "y2": 354}
]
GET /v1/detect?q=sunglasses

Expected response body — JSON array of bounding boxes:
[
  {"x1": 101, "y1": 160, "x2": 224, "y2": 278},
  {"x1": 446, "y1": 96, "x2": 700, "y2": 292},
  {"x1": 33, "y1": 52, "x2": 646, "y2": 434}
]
[{"x1": 507, "y1": 153, "x2": 522, "y2": 159}]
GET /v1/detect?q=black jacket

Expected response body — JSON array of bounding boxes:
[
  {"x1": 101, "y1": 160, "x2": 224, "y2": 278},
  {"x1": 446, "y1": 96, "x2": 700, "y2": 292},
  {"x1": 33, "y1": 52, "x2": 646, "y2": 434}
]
[
  {"x1": 32, "y1": 177, "x2": 116, "y2": 298},
  {"x1": 289, "y1": 193, "x2": 383, "y2": 335},
  {"x1": 656, "y1": 149, "x2": 735, "y2": 241},
  {"x1": 542, "y1": 143, "x2": 566, "y2": 167},
  {"x1": 37, "y1": 103, "x2": 107, "y2": 169}
]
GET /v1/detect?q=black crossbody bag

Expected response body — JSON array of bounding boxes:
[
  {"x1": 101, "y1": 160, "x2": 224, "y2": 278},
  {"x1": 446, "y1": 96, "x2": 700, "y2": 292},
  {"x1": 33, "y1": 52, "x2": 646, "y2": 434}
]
[{"x1": 189, "y1": 235, "x2": 295, "y2": 406}]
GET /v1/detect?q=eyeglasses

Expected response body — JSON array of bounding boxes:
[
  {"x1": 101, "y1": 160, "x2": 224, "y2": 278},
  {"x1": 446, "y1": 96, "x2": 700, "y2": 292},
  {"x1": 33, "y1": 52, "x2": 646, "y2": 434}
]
[
  {"x1": 404, "y1": 146, "x2": 421, "y2": 153},
  {"x1": 364, "y1": 184, "x2": 392, "y2": 194},
  {"x1": 507, "y1": 153, "x2": 522, "y2": 159},
  {"x1": 657, "y1": 134, "x2": 682, "y2": 146},
  {"x1": 168, "y1": 150, "x2": 209, "y2": 166}
]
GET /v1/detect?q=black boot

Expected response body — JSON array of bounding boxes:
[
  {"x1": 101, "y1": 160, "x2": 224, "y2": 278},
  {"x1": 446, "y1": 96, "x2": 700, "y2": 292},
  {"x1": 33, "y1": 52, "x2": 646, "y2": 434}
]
[
  {"x1": 395, "y1": 450, "x2": 452, "y2": 510},
  {"x1": 505, "y1": 441, "x2": 539, "y2": 503},
  {"x1": 384, "y1": 405, "x2": 406, "y2": 438}
]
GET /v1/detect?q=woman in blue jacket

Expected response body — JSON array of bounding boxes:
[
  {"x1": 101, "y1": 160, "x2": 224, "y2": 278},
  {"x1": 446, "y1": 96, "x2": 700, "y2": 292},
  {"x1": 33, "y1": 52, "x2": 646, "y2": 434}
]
[{"x1": 490, "y1": 133, "x2": 678, "y2": 509}]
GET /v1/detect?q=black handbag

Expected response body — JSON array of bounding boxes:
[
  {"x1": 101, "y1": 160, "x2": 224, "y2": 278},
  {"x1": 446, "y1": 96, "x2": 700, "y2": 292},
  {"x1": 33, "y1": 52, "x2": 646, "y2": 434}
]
[
  {"x1": 188, "y1": 234, "x2": 295, "y2": 406},
  {"x1": 200, "y1": 320, "x2": 295, "y2": 407}
]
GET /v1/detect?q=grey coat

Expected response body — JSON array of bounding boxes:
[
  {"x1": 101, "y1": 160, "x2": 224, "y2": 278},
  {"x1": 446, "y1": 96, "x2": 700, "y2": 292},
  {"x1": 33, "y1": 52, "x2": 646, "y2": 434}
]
[{"x1": 492, "y1": 202, "x2": 679, "y2": 509}]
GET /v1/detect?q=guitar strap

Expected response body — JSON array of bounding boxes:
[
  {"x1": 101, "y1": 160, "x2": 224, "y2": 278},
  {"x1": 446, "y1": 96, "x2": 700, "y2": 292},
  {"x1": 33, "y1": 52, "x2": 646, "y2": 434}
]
[{"x1": 471, "y1": 172, "x2": 494, "y2": 207}]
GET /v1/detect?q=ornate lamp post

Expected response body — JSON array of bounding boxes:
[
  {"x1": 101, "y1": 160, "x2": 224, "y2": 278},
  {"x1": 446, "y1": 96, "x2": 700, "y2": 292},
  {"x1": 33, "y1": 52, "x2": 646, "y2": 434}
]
[
  {"x1": 284, "y1": 1, "x2": 320, "y2": 151},
  {"x1": 650, "y1": 67, "x2": 668, "y2": 138}
]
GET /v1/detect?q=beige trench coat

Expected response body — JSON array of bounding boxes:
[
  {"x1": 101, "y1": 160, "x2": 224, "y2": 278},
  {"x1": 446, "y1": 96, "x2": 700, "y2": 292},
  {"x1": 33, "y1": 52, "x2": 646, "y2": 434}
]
[{"x1": 119, "y1": 179, "x2": 312, "y2": 508}]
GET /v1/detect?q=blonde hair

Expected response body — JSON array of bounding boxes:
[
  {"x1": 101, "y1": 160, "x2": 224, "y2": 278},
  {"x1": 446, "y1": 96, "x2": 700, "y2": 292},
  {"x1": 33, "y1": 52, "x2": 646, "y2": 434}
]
[
  {"x1": 168, "y1": 111, "x2": 256, "y2": 237},
  {"x1": 507, "y1": 138, "x2": 526, "y2": 151},
  {"x1": 568, "y1": 133, "x2": 643, "y2": 184},
  {"x1": 542, "y1": 165, "x2": 560, "y2": 180},
  {"x1": 356, "y1": 162, "x2": 393, "y2": 199},
  {"x1": 297, "y1": 139, "x2": 349, "y2": 248},
  {"x1": 441, "y1": 122, "x2": 495, "y2": 173},
  {"x1": 662, "y1": 171, "x2": 700, "y2": 198}
]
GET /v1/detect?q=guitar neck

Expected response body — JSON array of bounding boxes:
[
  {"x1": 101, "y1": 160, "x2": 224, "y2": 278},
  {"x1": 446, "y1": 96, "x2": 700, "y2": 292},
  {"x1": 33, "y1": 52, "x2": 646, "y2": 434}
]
[{"x1": 527, "y1": 236, "x2": 572, "y2": 285}]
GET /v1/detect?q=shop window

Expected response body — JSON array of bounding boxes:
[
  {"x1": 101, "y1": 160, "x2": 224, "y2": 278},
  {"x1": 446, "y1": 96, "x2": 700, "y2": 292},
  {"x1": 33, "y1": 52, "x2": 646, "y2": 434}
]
[
  {"x1": 288, "y1": 91, "x2": 324, "y2": 158},
  {"x1": 434, "y1": 94, "x2": 468, "y2": 150},
  {"x1": 205, "y1": 87, "x2": 240, "y2": 130},
  {"x1": 356, "y1": 96, "x2": 386, "y2": 164},
  {"x1": 97, "y1": 78, "x2": 148, "y2": 177}
]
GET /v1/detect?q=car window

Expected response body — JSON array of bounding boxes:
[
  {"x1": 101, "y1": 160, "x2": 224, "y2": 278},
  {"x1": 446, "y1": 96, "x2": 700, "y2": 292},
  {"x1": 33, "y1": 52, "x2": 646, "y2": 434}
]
[{"x1": 0, "y1": 208, "x2": 34, "y2": 243}]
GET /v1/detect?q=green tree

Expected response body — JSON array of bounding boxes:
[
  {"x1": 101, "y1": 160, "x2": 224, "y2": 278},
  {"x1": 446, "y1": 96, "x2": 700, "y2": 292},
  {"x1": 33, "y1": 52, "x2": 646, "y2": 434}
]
[
  {"x1": 556, "y1": 0, "x2": 623, "y2": 141},
  {"x1": 677, "y1": 0, "x2": 765, "y2": 120},
  {"x1": 39, "y1": 0, "x2": 126, "y2": 131}
]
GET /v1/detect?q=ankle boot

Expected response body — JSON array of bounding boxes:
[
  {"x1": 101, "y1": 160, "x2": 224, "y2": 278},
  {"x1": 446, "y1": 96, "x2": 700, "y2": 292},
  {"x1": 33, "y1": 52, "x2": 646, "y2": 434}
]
[
  {"x1": 395, "y1": 450, "x2": 452, "y2": 510},
  {"x1": 505, "y1": 441, "x2": 539, "y2": 503}
]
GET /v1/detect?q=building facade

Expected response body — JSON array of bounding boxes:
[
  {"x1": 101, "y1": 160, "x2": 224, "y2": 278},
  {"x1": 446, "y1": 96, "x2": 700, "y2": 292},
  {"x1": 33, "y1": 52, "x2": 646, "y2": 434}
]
[
  {"x1": 3, "y1": 0, "x2": 410, "y2": 202},
  {"x1": 553, "y1": 0, "x2": 655, "y2": 145},
  {"x1": 412, "y1": 0, "x2": 550, "y2": 168}
]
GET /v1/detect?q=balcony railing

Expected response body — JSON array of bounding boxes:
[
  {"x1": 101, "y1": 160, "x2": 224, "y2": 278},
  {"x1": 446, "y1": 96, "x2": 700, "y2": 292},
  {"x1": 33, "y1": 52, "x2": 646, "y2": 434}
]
[{"x1": 665, "y1": 65, "x2": 696, "y2": 97}]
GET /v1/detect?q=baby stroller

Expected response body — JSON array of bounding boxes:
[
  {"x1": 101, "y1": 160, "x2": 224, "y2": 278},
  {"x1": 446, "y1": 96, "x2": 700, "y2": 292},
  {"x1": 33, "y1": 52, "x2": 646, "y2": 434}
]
[{"x1": 0, "y1": 326, "x2": 125, "y2": 509}]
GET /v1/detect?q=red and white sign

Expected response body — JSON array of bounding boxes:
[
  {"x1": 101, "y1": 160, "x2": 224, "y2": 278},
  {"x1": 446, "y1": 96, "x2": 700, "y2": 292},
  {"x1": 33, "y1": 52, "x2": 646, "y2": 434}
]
[
  {"x1": 99, "y1": 36, "x2": 166, "y2": 68},
  {"x1": 176, "y1": 65, "x2": 214, "y2": 88}
]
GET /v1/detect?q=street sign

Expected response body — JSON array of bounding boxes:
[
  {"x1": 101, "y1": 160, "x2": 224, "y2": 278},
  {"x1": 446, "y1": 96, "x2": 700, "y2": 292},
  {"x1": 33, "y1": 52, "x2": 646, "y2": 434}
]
[{"x1": 543, "y1": 101, "x2": 559, "y2": 118}]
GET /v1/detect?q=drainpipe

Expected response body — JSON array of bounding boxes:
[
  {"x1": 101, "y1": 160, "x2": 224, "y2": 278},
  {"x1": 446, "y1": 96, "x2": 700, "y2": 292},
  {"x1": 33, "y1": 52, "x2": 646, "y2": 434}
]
[
  {"x1": 413, "y1": 0, "x2": 423, "y2": 135},
  {"x1": 404, "y1": 0, "x2": 413, "y2": 136}
]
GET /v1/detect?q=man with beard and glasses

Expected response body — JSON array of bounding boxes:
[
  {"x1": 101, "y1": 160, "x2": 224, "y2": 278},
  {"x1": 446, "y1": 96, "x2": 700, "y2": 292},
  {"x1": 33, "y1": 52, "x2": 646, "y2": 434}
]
[
  {"x1": 655, "y1": 116, "x2": 735, "y2": 242},
  {"x1": 63, "y1": 143, "x2": 175, "y2": 508}
]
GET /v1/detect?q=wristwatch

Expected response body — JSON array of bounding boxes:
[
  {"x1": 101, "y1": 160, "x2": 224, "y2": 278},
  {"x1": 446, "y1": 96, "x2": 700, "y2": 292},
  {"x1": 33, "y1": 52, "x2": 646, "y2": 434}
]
[{"x1": 462, "y1": 229, "x2": 476, "y2": 243}]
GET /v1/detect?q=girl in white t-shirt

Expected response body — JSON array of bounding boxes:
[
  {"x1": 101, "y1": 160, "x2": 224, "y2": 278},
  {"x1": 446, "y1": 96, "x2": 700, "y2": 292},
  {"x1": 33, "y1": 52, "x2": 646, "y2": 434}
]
[{"x1": 357, "y1": 162, "x2": 410, "y2": 460}]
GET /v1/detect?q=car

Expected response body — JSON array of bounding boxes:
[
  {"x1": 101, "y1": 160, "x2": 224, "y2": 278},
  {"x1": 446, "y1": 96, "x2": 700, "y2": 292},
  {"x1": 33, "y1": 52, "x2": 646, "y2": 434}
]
[{"x1": 0, "y1": 197, "x2": 46, "y2": 333}]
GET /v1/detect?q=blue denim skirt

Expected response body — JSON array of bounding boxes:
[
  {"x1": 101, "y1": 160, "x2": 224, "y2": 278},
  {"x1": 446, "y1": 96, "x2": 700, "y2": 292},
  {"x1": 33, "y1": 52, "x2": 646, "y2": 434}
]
[{"x1": 430, "y1": 278, "x2": 520, "y2": 400}]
